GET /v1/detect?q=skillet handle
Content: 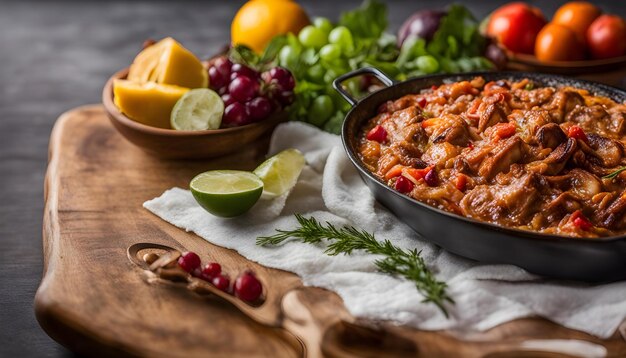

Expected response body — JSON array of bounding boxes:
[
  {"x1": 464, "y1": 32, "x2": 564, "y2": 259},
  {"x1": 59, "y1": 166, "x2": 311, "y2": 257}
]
[{"x1": 332, "y1": 67, "x2": 395, "y2": 106}]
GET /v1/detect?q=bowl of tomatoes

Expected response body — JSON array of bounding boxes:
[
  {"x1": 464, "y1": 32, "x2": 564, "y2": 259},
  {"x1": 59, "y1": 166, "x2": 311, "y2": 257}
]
[{"x1": 483, "y1": 1, "x2": 626, "y2": 74}]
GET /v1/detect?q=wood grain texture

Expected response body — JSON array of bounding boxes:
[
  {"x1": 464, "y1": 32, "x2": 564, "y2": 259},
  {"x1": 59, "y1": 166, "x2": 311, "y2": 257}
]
[{"x1": 36, "y1": 105, "x2": 626, "y2": 357}]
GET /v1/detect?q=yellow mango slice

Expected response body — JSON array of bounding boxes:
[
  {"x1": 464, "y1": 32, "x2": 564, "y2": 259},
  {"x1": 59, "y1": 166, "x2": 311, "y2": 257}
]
[
  {"x1": 113, "y1": 79, "x2": 189, "y2": 129},
  {"x1": 128, "y1": 37, "x2": 208, "y2": 89}
]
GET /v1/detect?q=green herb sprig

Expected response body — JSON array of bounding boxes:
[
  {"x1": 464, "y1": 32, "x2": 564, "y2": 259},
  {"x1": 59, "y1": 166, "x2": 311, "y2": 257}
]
[
  {"x1": 603, "y1": 167, "x2": 626, "y2": 179},
  {"x1": 257, "y1": 214, "x2": 454, "y2": 316}
]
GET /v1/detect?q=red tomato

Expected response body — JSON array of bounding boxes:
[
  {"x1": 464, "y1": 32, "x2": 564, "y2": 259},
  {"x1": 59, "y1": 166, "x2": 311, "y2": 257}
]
[
  {"x1": 487, "y1": 2, "x2": 547, "y2": 54},
  {"x1": 553, "y1": 1, "x2": 601, "y2": 45},
  {"x1": 587, "y1": 15, "x2": 626, "y2": 59},
  {"x1": 535, "y1": 23, "x2": 585, "y2": 61}
]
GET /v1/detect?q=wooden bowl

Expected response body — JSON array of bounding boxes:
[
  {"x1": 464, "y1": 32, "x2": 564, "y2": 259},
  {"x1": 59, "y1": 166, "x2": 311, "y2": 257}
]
[{"x1": 102, "y1": 68, "x2": 288, "y2": 159}]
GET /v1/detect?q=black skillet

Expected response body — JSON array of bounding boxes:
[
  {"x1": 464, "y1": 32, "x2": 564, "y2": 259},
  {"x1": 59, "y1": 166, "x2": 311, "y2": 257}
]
[{"x1": 333, "y1": 67, "x2": 626, "y2": 282}]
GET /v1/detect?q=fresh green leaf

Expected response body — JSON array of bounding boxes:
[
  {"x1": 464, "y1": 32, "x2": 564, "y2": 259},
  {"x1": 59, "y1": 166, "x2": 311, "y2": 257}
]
[{"x1": 339, "y1": 0, "x2": 387, "y2": 40}]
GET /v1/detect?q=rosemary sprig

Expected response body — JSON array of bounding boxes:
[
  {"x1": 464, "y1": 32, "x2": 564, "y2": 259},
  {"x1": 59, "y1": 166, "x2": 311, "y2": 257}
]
[
  {"x1": 603, "y1": 167, "x2": 626, "y2": 179},
  {"x1": 257, "y1": 214, "x2": 454, "y2": 316}
]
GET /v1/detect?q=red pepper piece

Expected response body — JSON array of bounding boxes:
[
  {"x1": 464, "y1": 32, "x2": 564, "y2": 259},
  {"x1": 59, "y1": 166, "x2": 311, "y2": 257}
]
[
  {"x1": 431, "y1": 85, "x2": 438, "y2": 91},
  {"x1": 571, "y1": 210, "x2": 592, "y2": 231},
  {"x1": 494, "y1": 122, "x2": 516, "y2": 139},
  {"x1": 468, "y1": 141, "x2": 475, "y2": 150},
  {"x1": 366, "y1": 125, "x2": 387, "y2": 143},
  {"x1": 404, "y1": 166, "x2": 432, "y2": 182},
  {"x1": 568, "y1": 125, "x2": 589, "y2": 143},
  {"x1": 395, "y1": 176, "x2": 414, "y2": 194},
  {"x1": 455, "y1": 174, "x2": 467, "y2": 191},
  {"x1": 417, "y1": 97, "x2": 427, "y2": 108}
]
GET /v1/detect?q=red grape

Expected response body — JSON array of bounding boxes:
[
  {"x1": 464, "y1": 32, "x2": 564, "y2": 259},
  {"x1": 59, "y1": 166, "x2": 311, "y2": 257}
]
[
  {"x1": 231, "y1": 63, "x2": 259, "y2": 79},
  {"x1": 213, "y1": 57, "x2": 232, "y2": 76},
  {"x1": 221, "y1": 93, "x2": 236, "y2": 107},
  {"x1": 229, "y1": 76, "x2": 258, "y2": 102},
  {"x1": 264, "y1": 66, "x2": 295, "y2": 91},
  {"x1": 208, "y1": 66, "x2": 228, "y2": 90},
  {"x1": 223, "y1": 102, "x2": 250, "y2": 127},
  {"x1": 276, "y1": 90, "x2": 295, "y2": 106},
  {"x1": 247, "y1": 97, "x2": 272, "y2": 121}
]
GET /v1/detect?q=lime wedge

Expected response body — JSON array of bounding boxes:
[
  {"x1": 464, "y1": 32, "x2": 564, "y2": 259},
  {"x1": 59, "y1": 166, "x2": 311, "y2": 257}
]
[
  {"x1": 253, "y1": 149, "x2": 306, "y2": 198},
  {"x1": 171, "y1": 88, "x2": 224, "y2": 131},
  {"x1": 190, "y1": 170, "x2": 263, "y2": 217}
]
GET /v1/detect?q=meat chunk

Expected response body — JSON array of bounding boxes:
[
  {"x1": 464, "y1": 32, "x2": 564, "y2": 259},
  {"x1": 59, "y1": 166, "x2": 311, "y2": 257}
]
[
  {"x1": 527, "y1": 138, "x2": 577, "y2": 175},
  {"x1": 566, "y1": 105, "x2": 615, "y2": 134},
  {"x1": 478, "y1": 136, "x2": 526, "y2": 180},
  {"x1": 460, "y1": 172, "x2": 540, "y2": 225},
  {"x1": 586, "y1": 133, "x2": 624, "y2": 168},
  {"x1": 547, "y1": 90, "x2": 584, "y2": 122},
  {"x1": 478, "y1": 103, "x2": 507, "y2": 132},
  {"x1": 536, "y1": 123, "x2": 567, "y2": 150},
  {"x1": 545, "y1": 168, "x2": 602, "y2": 200}
]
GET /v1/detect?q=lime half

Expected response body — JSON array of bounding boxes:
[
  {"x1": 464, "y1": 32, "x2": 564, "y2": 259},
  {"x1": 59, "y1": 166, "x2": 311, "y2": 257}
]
[
  {"x1": 253, "y1": 149, "x2": 306, "y2": 198},
  {"x1": 190, "y1": 170, "x2": 263, "y2": 217},
  {"x1": 171, "y1": 88, "x2": 224, "y2": 130}
]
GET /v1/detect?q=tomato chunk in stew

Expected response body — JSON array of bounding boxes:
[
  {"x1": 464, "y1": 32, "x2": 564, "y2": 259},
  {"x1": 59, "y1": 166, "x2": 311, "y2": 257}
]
[{"x1": 358, "y1": 77, "x2": 626, "y2": 237}]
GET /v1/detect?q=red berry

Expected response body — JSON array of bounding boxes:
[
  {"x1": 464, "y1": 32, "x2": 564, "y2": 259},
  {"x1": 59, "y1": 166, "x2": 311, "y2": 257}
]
[
  {"x1": 191, "y1": 267, "x2": 202, "y2": 278},
  {"x1": 229, "y1": 76, "x2": 259, "y2": 102},
  {"x1": 178, "y1": 251, "x2": 201, "y2": 273},
  {"x1": 395, "y1": 176, "x2": 414, "y2": 194},
  {"x1": 223, "y1": 102, "x2": 250, "y2": 127},
  {"x1": 212, "y1": 274, "x2": 230, "y2": 292},
  {"x1": 234, "y1": 271, "x2": 263, "y2": 302},
  {"x1": 202, "y1": 262, "x2": 221, "y2": 279},
  {"x1": 366, "y1": 125, "x2": 387, "y2": 143},
  {"x1": 424, "y1": 168, "x2": 439, "y2": 186}
]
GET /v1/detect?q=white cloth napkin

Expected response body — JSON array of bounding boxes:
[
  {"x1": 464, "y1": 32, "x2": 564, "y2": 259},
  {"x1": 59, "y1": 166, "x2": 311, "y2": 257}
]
[{"x1": 144, "y1": 122, "x2": 626, "y2": 339}]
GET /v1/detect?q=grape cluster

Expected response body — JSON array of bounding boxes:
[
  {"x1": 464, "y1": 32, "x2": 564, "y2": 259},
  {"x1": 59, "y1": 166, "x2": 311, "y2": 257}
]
[
  {"x1": 208, "y1": 57, "x2": 295, "y2": 127},
  {"x1": 276, "y1": 18, "x2": 358, "y2": 132}
]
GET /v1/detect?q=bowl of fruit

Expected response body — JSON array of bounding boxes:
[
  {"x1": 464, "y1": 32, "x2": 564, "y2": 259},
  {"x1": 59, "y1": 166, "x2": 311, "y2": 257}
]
[
  {"x1": 484, "y1": 1, "x2": 626, "y2": 74},
  {"x1": 102, "y1": 38, "x2": 294, "y2": 159}
]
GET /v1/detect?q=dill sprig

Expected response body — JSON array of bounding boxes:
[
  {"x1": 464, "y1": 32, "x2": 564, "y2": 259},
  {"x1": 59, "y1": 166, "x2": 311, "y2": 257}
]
[{"x1": 257, "y1": 214, "x2": 454, "y2": 316}]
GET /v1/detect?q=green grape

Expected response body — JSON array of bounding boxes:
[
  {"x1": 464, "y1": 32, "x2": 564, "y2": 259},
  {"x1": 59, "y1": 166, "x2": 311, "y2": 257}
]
[
  {"x1": 313, "y1": 17, "x2": 333, "y2": 36},
  {"x1": 319, "y1": 44, "x2": 341, "y2": 61},
  {"x1": 416, "y1": 55, "x2": 439, "y2": 74},
  {"x1": 307, "y1": 95, "x2": 335, "y2": 126},
  {"x1": 298, "y1": 25, "x2": 327, "y2": 50},
  {"x1": 307, "y1": 64, "x2": 325, "y2": 82},
  {"x1": 328, "y1": 26, "x2": 354, "y2": 52},
  {"x1": 279, "y1": 46, "x2": 298, "y2": 69}
]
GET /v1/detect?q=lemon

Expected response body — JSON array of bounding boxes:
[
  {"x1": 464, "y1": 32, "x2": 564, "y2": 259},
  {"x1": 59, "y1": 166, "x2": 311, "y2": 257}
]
[
  {"x1": 171, "y1": 88, "x2": 224, "y2": 131},
  {"x1": 231, "y1": 0, "x2": 311, "y2": 53},
  {"x1": 253, "y1": 149, "x2": 306, "y2": 198},
  {"x1": 128, "y1": 37, "x2": 208, "y2": 89},
  {"x1": 190, "y1": 170, "x2": 264, "y2": 217},
  {"x1": 113, "y1": 79, "x2": 189, "y2": 129}
]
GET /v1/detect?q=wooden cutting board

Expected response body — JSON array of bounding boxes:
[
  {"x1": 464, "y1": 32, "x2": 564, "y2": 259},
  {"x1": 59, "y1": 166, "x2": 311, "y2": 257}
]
[{"x1": 36, "y1": 105, "x2": 626, "y2": 357}]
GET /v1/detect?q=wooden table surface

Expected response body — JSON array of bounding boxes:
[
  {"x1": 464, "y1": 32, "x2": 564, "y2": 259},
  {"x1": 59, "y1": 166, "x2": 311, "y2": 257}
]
[{"x1": 1, "y1": 0, "x2": 625, "y2": 357}]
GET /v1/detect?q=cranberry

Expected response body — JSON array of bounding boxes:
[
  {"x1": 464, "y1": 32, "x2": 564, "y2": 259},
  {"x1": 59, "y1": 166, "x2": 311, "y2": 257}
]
[
  {"x1": 424, "y1": 168, "x2": 439, "y2": 187},
  {"x1": 395, "y1": 176, "x2": 414, "y2": 194},
  {"x1": 191, "y1": 267, "x2": 203, "y2": 278},
  {"x1": 229, "y1": 76, "x2": 259, "y2": 102},
  {"x1": 366, "y1": 125, "x2": 387, "y2": 143},
  {"x1": 202, "y1": 262, "x2": 221, "y2": 279},
  {"x1": 234, "y1": 271, "x2": 263, "y2": 302},
  {"x1": 212, "y1": 274, "x2": 230, "y2": 292},
  {"x1": 178, "y1": 251, "x2": 201, "y2": 273}
]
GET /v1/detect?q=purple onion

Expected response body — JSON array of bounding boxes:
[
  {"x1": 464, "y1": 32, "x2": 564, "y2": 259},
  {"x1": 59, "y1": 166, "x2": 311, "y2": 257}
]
[{"x1": 398, "y1": 10, "x2": 447, "y2": 47}]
